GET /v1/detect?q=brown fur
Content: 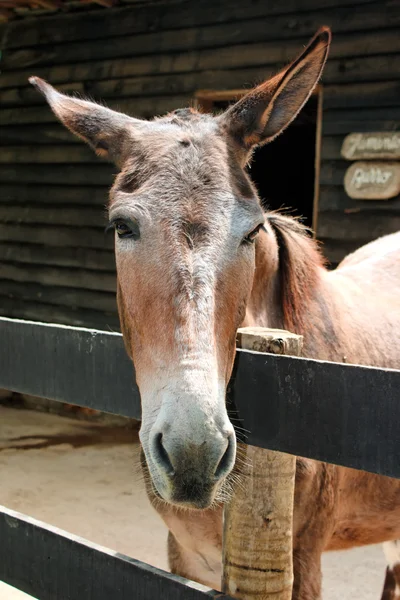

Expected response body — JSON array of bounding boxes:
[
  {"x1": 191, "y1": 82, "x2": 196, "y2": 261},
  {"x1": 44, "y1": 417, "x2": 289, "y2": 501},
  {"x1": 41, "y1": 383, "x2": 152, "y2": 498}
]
[{"x1": 243, "y1": 224, "x2": 400, "y2": 599}]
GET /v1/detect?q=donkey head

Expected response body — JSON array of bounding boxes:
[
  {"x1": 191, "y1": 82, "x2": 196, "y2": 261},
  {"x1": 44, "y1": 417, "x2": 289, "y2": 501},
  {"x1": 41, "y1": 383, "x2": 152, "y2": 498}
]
[{"x1": 31, "y1": 28, "x2": 330, "y2": 509}]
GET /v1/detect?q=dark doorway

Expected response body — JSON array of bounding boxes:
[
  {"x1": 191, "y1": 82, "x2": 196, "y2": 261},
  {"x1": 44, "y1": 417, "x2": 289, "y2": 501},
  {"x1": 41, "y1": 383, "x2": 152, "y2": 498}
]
[{"x1": 197, "y1": 90, "x2": 320, "y2": 230}]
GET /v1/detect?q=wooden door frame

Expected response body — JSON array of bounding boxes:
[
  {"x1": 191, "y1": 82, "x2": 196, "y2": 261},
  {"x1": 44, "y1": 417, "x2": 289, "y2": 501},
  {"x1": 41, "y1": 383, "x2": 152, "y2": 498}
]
[{"x1": 193, "y1": 86, "x2": 323, "y2": 235}]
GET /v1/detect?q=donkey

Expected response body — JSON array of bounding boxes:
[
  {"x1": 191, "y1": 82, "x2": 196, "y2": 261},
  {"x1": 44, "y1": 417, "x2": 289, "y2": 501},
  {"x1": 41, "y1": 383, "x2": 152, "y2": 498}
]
[{"x1": 30, "y1": 27, "x2": 400, "y2": 599}]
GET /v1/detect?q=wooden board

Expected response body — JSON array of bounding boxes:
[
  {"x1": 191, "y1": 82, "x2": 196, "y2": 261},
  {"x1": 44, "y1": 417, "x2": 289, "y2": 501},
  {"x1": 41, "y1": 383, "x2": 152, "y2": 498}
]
[
  {"x1": 1, "y1": 0, "x2": 386, "y2": 50},
  {"x1": 0, "y1": 242, "x2": 115, "y2": 270},
  {"x1": 318, "y1": 185, "x2": 400, "y2": 213},
  {"x1": 0, "y1": 317, "x2": 399, "y2": 478},
  {"x1": 0, "y1": 262, "x2": 116, "y2": 292},
  {"x1": 320, "y1": 161, "x2": 349, "y2": 186},
  {"x1": 0, "y1": 223, "x2": 114, "y2": 249},
  {"x1": 1, "y1": 28, "x2": 400, "y2": 90},
  {"x1": 317, "y1": 211, "x2": 400, "y2": 240},
  {"x1": 0, "y1": 184, "x2": 108, "y2": 205},
  {"x1": 0, "y1": 298, "x2": 120, "y2": 330},
  {"x1": 0, "y1": 81, "x2": 85, "y2": 107},
  {"x1": 0, "y1": 124, "x2": 79, "y2": 145},
  {"x1": 323, "y1": 107, "x2": 400, "y2": 135},
  {"x1": 0, "y1": 280, "x2": 117, "y2": 312},
  {"x1": 4, "y1": 18, "x2": 400, "y2": 73},
  {"x1": 318, "y1": 238, "x2": 366, "y2": 265},
  {"x1": 0, "y1": 506, "x2": 221, "y2": 600},
  {"x1": 0, "y1": 205, "x2": 106, "y2": 227},
  {"x1": 341, "y1": 132, "x2": 400, "y2": 160},
  {"x1": 324, "y1": 80, "x2": 400, "y2": 110},
  {"x1": 344, "y1": 161, "x2": 400, "y2": 200},
  {"x1": 0, "y1": 95, "x2": 191, "y2": 125},
  {"x1": 0, "y1": 145, "x2": 97, "y2": 163},
  {"x1": 0, "y1": 164, "x2": 114, "y2": 185},
  {"x1": 2, "y1": 54, "x2": 400, "y2": 110}
]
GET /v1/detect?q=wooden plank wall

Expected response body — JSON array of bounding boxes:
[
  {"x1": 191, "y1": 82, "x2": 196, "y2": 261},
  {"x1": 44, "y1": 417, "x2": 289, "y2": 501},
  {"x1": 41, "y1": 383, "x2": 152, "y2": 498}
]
[{"x1": 0, "y1": 0, "x2": 399, "y2": 327}]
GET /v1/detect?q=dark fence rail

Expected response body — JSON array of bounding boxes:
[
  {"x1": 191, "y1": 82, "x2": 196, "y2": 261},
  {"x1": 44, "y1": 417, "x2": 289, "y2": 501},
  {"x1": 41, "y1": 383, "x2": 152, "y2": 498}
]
[
  {"x1": 1, "y1": 316, "x2": 399, "y2": 479},
  {"x1": 0, "y1": 505, "x2": 229, "y2": 600}
]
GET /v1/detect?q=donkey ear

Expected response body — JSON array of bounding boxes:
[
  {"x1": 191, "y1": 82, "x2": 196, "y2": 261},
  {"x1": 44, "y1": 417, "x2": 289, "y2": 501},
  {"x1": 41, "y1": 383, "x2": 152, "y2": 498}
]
[
  {"x1": 222, "y1": 27, "x2": 331, "y2": 152},
  {"x1": 29, "y1": 77, "x2": 142, "y2": 166}
]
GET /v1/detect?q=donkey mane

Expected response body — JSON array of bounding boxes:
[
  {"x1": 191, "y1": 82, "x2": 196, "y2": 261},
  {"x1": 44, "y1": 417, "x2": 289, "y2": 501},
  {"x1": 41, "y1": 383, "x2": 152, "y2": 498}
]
[{"x1": 267, "y1": 212, "x2": 326, "y2": 335}]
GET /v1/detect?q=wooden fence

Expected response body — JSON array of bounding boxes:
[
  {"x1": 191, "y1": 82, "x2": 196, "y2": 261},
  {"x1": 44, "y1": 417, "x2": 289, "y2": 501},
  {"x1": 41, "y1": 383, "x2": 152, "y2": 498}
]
[{"x1": 0, "y1": 315, "x2": 399, "y2": 599}]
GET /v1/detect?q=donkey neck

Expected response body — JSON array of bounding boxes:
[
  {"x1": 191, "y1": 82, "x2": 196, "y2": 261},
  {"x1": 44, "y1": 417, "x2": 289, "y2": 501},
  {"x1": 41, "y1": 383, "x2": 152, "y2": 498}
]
[
  {"x1": 244, "y1": 214, "x2": 336, "y2": 359},
  {"x1": 243, "y1": 222, "x2": 283, "y2": 330}
]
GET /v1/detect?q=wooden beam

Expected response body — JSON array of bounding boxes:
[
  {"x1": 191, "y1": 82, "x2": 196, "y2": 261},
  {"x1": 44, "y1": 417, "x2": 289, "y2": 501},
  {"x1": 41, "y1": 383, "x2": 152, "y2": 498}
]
[
  {"x1": 0, "y1": 8, "x2": 14, "y2": 20},
  {"x1": 32, "y1": 0, "x2": 62, "y2": 8},
  {"x1": 0, "y1": 505, "x2": 222, "y2": 600},
  {"x1": 1, "y1": 0, "x2": 392, "y2": 52},
  {"x1": 0, "y1": 318, "x2": 399, "y2": 478},
  {"x1": 0, "y1": 0, "x2": 61, "y2": 7},
  {"x1": 80, "y1": 0, "x2": 116, "y2": 6},
  {"x1": 223, "y1": 328, "x2": 302, "y2": 600}
]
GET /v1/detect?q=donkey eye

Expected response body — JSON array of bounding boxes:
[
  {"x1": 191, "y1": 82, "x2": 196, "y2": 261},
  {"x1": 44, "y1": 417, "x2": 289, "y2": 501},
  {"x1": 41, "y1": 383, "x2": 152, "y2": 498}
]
[
  {"x1": 242, "y1": 224, "x2": 263, "y2": 245},
  {"x1": 111, "y1": 219, "x2": 140, "y2": 240}
]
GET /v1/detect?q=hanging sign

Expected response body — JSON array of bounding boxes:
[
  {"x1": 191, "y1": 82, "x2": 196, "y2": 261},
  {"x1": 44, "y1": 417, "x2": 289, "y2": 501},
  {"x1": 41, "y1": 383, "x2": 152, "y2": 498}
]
[
  {"x1": 344, "y1": 161, "x2": 400, "y2": 200},
  {"x1": 341, "y1": 132, "x2": 400, "y2": 160}
]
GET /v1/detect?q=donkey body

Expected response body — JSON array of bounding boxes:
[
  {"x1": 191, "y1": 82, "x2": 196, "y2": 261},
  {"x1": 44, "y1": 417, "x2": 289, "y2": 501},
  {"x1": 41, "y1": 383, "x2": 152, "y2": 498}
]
[
  {"x1": 156, "y1": 223, "x2": 400, "y2": 599},
  {"x1": 31, "y1": 27, "x2": 400, "y2": 599}
]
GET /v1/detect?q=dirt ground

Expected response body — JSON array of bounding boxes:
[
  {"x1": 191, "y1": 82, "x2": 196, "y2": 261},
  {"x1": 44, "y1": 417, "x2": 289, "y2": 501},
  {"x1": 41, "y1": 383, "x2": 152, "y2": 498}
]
[{"x1": 0, "y1": 405, "x2": 387, "y2": 600}]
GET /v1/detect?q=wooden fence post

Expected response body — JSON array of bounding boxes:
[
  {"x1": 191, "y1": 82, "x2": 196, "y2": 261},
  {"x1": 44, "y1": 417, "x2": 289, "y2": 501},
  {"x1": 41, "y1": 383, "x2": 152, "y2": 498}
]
[{"x1": 222, "y1": 327, "x2": 303, "y2": 600}]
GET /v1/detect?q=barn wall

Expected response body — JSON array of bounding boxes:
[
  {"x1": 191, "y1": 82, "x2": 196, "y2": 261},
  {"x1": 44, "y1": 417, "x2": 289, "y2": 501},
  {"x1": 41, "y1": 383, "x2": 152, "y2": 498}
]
[{"x1": 0, "y1": 0, "x2": 399, "y2": 328}]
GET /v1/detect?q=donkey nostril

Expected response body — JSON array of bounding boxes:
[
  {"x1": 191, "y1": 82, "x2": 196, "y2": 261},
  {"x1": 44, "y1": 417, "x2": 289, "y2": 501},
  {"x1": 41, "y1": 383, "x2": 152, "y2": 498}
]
[
  {"x1": 215, "y1": 435, "x2": 235, "y2": 480},
  {"x1": 154, "y1": 433, "x2": 175, "y2": 476}
]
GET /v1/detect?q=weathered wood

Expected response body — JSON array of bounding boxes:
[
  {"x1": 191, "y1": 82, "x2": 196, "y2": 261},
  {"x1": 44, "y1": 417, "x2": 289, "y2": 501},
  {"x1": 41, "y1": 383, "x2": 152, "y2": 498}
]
[
  {"x1": 0, "y1": 317, "x2": 399, "y2": 478},
  {"x1": 0, "y1": 183, "x2": 108, "y2": 205},
  {"x1": 0, "y1": 262, "x2": 116, "y2": 292},
  {"x1": 0, "y1": 8, "x2": 13, "y2": 21},
  {"x1": 0, "y1": 505, "x2": 222, "y2": 600},
  {"x1": 0, "y1": 95, "x2": 191, "y2": 125},
  {"x1": 2, "y1": 54, "x2": 400, "y2": 110},
  {"x1": 318, "y1": 159, "x2": 392, "y2": 188},
  {"x1": 318, "y1": 238, "x2": 364, "y2": 265},
  {"x1": 0, "y1": 124, "x2": 79, "y2": 144},
  {"x1": 0, "y1": 298, "x2": 120, "y2": 330},
  {"x1": 322, "y1": 137, "x2": 346, "y2": 161},
  {"x1": 324, "y1": 80, "x2": 400, "y2": 110},
  {"x1": 341, "y1": 132, "x2": 400, "y2": 160},
  {"x1": 1, "y1": 0, "x2": 386, "y2": 50},
  {"x1": 223, "y1": 327, "x2": 302, "y2": 599},
  {"x1": 318, "y1": 185, "x2": 400, "y2": 213},
  {"x1": 230, "y1": 348, "x2": 400, "y2": 478},
  {"x1": 0, "y1": 242, "x2": 115, "y2": 270},
  {"x1": 0, "y1": 81, "x2": 84, "y2": 106},
  {"x1": 0, "y1": 279, "x2": 117, "y2": 312},
  {"x1": 0, "y1": 164, "x2": 114, "y2": 185},
  {"x1": 344, "y1": 162, "x2": 400, "y2": 200},
  {"x1": 320, "y1": 161, "x2": 348, "y2": 186},
  {"x1": 236, "y1": 328, "x2": 303, "y2": 356},
  {"x1": 0, "y1": 144, "x2": 97, "y2": 163},
  {"x1": 0, "y1": 205, "x2": 106, "y2": 227},
  {"x1": 4, "y1": 15, "x2": 400, "y2": 72},
  {"x1": 2, "y1": 28, "x2": 400, "y2": 90},
  {"x1": 1, "y1": 0, "x2": 60, "y2": 7},
  {"x1": 324, "y1": 53, "x2": 400, "y2": 86},
  {"x1": 312, "y1": 83, "x2": 324, "y2": 233},
  {"x1": 317, "y1": 211, "x2": 400, "y2": 241},
  {"x1": 0, "y1": 223, "x2": 114, "y2": 249},
  {"x1": 0, "y1": 83, "x2": 92, "y2": 108},
  {"x1": 322, "y1": 107, "x2": 400, "y2": 135}
]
